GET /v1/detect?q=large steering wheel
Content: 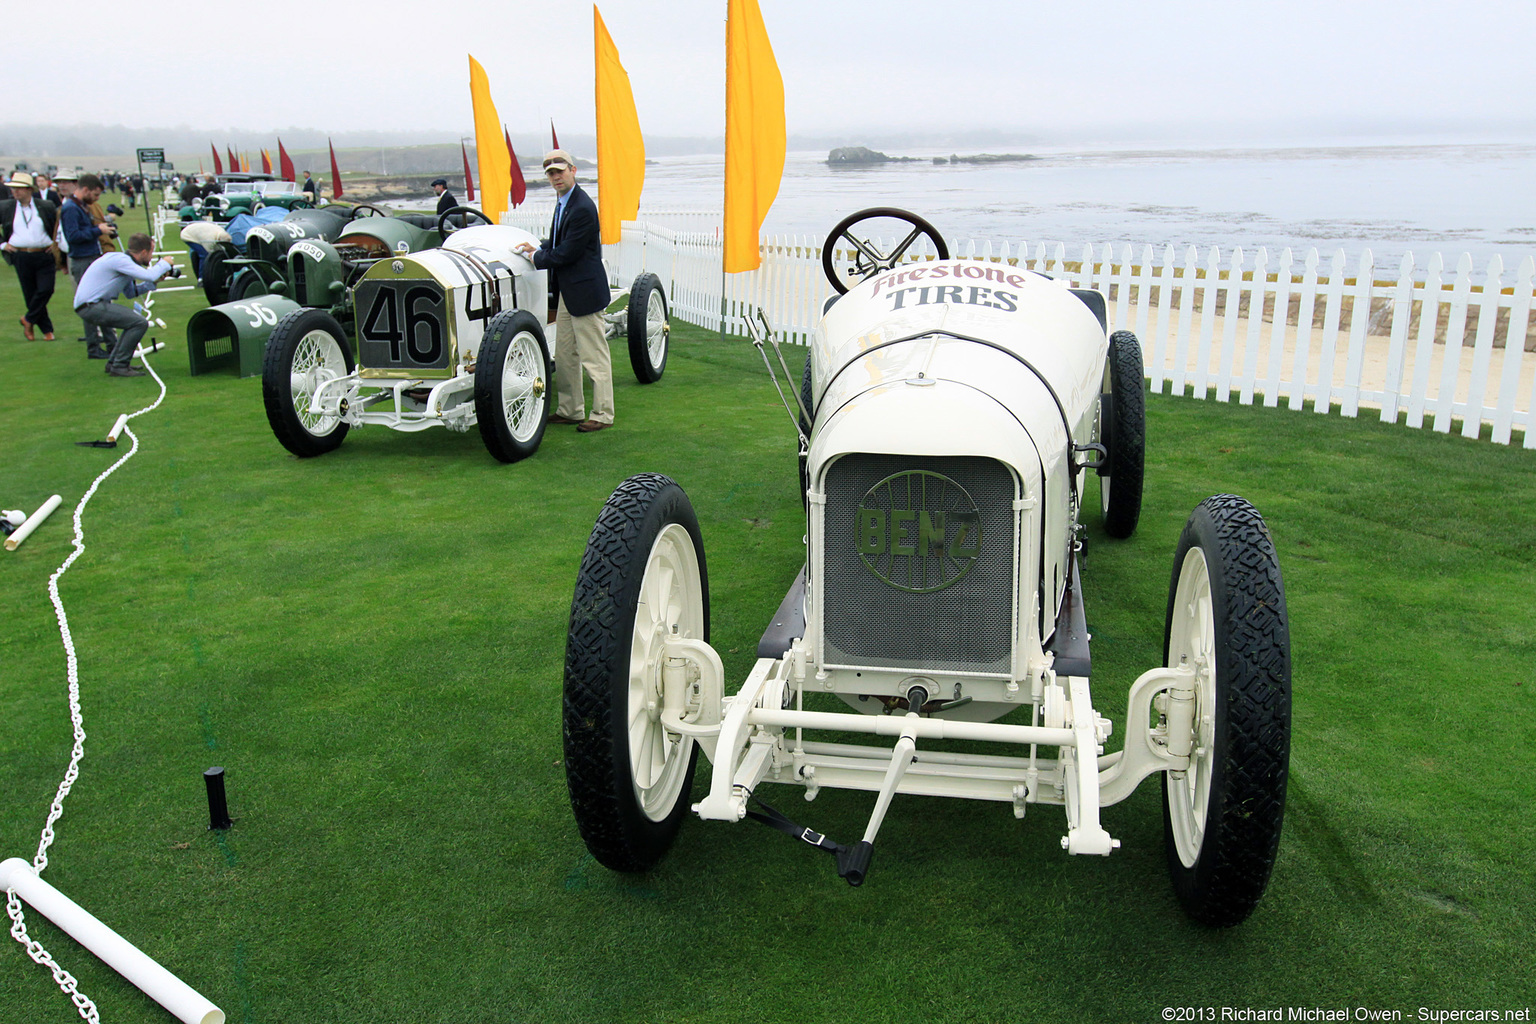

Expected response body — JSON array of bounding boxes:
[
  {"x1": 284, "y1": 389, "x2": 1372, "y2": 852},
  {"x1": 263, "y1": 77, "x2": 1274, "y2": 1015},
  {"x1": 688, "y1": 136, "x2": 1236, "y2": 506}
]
[
  {"x1": 437, "y1": 205, "x2": 494, "y2": 236},
  {"x1": 349, "y1": 203, "x2": 390, "y2": 220},
  {"x1": 821, "y1": 207, "x2": 949, "y2": 294}
]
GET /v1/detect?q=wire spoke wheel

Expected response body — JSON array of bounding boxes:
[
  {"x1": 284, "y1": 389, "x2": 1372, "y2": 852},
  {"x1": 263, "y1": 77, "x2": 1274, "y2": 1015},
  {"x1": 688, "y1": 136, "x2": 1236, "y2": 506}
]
[
  {"x1": 262, "y1": 308, "x2": 354, "y2": 457},
  {"x1": 291, "y1": 330, "x2": 348, "y2": 435},
  {"x1": 645, "y1": 288, "x2": 667, "y2": 364},
  {"x1": 475, "y1": 309, "x2": 549, "y2": 463},
  {"x1": 626, "y1": 272, "x2": 669, "y2": 383},
  {"x1": 500, "y1": 330, "x2": 546, "y2": 443}
]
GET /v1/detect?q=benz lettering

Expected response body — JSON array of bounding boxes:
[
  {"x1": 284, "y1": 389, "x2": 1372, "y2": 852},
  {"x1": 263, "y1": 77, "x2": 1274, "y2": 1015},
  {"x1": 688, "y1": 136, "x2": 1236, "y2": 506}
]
[{"x1": 856, "y1": 469, "x2": 981, "y2": 593}]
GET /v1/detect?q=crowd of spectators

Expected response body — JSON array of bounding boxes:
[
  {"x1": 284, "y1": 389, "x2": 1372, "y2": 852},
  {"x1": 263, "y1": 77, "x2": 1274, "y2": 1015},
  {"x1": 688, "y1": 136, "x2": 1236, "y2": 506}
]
[{"x1": 6, "y1": 166, "x2": 179, "y2": 377}]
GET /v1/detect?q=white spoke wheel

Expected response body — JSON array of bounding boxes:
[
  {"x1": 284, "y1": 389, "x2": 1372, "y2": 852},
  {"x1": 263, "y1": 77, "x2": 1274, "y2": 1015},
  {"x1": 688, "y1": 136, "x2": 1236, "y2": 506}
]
[
  {"x1": 1098, "y1": 330, "x2": 1145, "y2": 538},
  {"x1": 474, "y1": 309, "x2": 550, "y2": 463},
  {"x1": 262, "y1": 308, "x2": 354, "y2": 457},
  {"x1": 626, "y1": 272, "x2": 669, "y2": 384},
  {"x1": 564, "y1": 474, "x2": 708, "y2": 872},
  {"x1": 1161, "y1": 494, "x2": 1291, "y2": 927}
]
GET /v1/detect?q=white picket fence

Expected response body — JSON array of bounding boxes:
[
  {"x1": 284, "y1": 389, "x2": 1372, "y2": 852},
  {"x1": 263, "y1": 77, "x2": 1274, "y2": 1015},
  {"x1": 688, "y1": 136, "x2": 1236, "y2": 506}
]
[{"x1": 503, "y1": 206, "x2": 1536, "y2": 448}]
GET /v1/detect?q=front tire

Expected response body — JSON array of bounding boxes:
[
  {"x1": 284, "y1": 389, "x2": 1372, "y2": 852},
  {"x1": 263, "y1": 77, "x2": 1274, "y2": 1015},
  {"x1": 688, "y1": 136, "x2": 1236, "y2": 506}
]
[
  {"x1": 626, "y1": 273, "x2": 669, "y2": 383},
  {"x1": 262, "y1": 308, "x2": 354, "y2": 457},
  {"x1": 1099, "y1": 330, "x2": 1145, "y2": 538},
  {"x1": 1162, "y1": 494, "x2": 1291, "y2": 926},
  {"x1": 474, "y1": 310, "x2": 550, "y2": 463},
  {"x1": 564, "y1": 474, "x2": 708, "y2": 872}
]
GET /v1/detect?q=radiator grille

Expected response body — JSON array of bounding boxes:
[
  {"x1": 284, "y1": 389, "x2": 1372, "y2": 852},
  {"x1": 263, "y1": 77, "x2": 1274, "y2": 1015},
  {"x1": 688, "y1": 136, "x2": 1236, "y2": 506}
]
[{"x1": 821, "y1": 454, "x2": 1015, "y2": 674}]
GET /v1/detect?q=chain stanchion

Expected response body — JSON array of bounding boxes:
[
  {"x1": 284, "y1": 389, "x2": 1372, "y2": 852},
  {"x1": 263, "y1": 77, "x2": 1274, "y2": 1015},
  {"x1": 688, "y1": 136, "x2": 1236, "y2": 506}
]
[{"x1": 6, "y1": 350, "x2": 168, "y2": 1022}]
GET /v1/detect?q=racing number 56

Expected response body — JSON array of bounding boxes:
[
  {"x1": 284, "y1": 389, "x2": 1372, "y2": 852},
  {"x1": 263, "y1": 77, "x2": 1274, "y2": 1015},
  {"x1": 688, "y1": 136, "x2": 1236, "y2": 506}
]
[{"x1": 361, "y1": 284, "x2": 447, "y2": 366}]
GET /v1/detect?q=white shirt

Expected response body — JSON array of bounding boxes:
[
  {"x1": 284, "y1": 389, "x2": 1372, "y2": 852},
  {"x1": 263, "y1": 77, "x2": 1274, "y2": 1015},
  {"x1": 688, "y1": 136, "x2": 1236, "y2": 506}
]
[{"x1": 9, "y1": 199, "x2": 52, "y2": 248}]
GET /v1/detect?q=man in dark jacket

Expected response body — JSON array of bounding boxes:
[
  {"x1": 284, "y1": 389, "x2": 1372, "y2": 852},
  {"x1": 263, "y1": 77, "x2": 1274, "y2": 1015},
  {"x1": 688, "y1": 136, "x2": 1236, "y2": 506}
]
[
  {"x1": 515, "y1": 150, "x2": 612, "y2": 431},
  {"x1": 431, "y1": 178, "x2": 457, "y2": 217},
  {"x1": 1, "y1": 172, "x2": 59, "y2": 339},
  {"x1": 61, "y1": 174, "x2": 119, "y2": 358}
]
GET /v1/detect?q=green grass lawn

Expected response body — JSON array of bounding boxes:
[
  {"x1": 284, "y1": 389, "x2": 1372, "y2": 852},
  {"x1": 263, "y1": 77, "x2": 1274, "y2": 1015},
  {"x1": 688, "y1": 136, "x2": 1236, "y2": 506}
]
[{"x1": 2, "y1": 208, "x2": 1533, "y2": 1023}]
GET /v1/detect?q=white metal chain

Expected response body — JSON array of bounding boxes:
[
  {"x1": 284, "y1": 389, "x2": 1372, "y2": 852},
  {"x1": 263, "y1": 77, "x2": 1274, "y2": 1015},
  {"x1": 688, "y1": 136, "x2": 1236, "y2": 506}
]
[{"x1": 6, "y1": 344, "x2": 168, "y2": 1023}]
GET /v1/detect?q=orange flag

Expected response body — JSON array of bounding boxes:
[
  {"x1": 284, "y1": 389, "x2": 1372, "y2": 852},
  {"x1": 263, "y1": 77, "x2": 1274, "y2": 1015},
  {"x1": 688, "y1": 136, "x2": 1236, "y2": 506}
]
[
  {"x1": 723, "y1": 0, "x2": 785, "y2": 273},
  {"x1": 594, "y1": 6, "x2": 645, "y2": 244},
  {"x1": 468, "y1": 55, "x2": 511, "y2": 223}
]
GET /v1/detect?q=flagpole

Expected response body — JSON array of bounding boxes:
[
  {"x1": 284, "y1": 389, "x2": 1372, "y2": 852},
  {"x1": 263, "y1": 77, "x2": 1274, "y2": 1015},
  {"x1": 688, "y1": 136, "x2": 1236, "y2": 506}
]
[{"x1": 719, "y1": 9, "x2": 728, "y2": 343}]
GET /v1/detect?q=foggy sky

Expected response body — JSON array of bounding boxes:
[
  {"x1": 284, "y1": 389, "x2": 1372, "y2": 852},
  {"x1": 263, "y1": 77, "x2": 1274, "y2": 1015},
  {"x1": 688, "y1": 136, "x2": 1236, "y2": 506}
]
[{"x1": 27, "y1": 0, "x2": 1536, "y2": 145}]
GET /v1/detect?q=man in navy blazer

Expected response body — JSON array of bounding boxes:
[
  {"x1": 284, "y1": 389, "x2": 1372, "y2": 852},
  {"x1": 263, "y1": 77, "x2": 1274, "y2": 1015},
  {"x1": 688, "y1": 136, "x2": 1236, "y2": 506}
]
[{"x1": 516, "y1": 150, "x2": 613, "y2": 432}]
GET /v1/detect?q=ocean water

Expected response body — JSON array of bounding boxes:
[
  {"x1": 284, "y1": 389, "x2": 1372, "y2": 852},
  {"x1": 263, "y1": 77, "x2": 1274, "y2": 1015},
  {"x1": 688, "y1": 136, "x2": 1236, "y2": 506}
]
[{"x1": 620, "y1": 142, "x2": 1536, "y2": 275}]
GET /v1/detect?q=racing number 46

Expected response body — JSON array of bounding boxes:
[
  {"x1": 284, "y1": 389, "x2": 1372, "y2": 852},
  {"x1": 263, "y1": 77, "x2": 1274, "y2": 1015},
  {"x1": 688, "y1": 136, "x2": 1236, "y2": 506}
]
[{"x1": 361, "y1": 284, "x2": 446, "y2": 365}]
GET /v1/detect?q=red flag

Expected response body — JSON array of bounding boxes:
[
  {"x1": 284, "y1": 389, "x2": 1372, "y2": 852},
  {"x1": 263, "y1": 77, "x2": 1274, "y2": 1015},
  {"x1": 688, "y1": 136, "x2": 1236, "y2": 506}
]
[
  {"x1": 199, "y1": 159, "x2": 204, "y2": 175},
  {"x1": 211, "y1": 144, "x2": 223, "y2": 175},
  {"x1": 277, "y1": 138, "x2": 295, "y2": 182},
  {"x1": 550, "y1": 119, "x2": 560, "y2": 150},
  {"x1": 260, "y1": 150, "x2": 270, "y2": 174},
  {"x1": 505, "y1": 126, "x2": 526, "y2": 207},
  {"x1": 461, "y1": 142, "x2": 476, "y2": 202},
  {"x1": 228, "y1": 147, "x2": 238, "y2": 172},
  {"x1": 329, "y1": 139, "x2": 344, "y2": 199}
]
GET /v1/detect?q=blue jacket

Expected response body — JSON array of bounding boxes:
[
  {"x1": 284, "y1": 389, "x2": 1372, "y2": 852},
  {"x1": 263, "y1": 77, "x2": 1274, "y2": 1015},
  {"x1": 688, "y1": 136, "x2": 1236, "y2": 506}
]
[
  {"x1": 532, "y1": 184, "x2": 608, "y2": 318},
  {"x1": 60, "y1": 198, "x2": 102, "y2": 261}
]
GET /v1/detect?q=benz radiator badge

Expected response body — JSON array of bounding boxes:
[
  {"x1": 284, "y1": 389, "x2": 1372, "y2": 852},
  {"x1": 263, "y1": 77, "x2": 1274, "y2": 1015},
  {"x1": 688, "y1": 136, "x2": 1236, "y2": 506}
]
[{"x1": 856, "y1": 469, "x2": 981, "y2": 593}]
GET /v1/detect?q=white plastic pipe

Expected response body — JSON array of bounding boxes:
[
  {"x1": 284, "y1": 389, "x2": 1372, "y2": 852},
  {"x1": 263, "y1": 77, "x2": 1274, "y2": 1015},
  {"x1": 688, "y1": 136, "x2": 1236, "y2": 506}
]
[
  {"x1": 4, "y1": 494, "x2": 62, "y2": 551},
  {"x1": 137, "y1": 341, "x2": 166, "y2": 356},
  {"x1": 107, "y1": 414, "x2": 130, "y2": 442},
  {"x1": 0, "y1": 858, "x2": 224, "y2": 1024}
]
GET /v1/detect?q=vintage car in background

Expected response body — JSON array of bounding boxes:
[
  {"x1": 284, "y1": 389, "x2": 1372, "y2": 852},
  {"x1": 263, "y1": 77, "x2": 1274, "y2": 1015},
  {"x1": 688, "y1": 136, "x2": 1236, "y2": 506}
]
[
  {"x1": 181, "y1": 173, "x2": 314, "y2": 222},
  {"x1": 561, "y1": 208, "x2": 1292, "y2": 926},
  {"x1": 185, "y1": 204, "x2": 455, "y2": 372},
  {"x1": 254, "y1": 216, "x2": 670, "y2": 463}
]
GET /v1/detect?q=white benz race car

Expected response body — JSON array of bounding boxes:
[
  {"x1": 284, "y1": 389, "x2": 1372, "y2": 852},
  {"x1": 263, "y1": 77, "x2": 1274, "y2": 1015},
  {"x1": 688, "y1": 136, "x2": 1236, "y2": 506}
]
[
  {"x1": 562, "y1": 209, "x2": 1292, "y2": 926},
  {"x1": 260, "y1": 219, "x2": 669, "y2": 462}
]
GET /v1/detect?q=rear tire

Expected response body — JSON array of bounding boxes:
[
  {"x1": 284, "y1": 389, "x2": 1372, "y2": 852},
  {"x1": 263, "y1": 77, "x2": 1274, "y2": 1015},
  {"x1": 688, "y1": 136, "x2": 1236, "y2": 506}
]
[
  {"x1": 1162, "y1": 494, "x2": 1290, "y2": 926},
  {"x1": 626, "y1": 273, "x2": 669, "y2": 383},
  {"x1": 230, "y1": 270, "x2": 266, "y2": 301},
  {"x1": 474, "y1": 309, "x2": 550, "y2": 463},
  {"x1": 262, "y1": 308, "x2": 354, "y2": 457},
  {"x1": 1099, "y1": 330, "x2": 1145, "y2": 538},
  {"x1": 201, "y1": 249, "x2": 232, "y2": 305},
  {"x1": 564, "y1": 474, "x2": 708, "y2": 872}
]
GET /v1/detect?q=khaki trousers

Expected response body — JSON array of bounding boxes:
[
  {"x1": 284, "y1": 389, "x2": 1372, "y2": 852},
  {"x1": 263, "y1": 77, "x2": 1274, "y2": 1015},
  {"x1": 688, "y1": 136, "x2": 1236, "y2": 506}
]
[{"x1": 554, "y1": 300, "x2": 613, "y2": 425}]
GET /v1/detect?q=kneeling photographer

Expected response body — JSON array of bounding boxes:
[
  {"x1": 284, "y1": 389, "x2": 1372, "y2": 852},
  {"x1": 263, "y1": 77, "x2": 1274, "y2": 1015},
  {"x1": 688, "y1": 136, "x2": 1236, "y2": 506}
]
[{"x1": 72, "y1": 232, "x2": 180, "y2": 377}]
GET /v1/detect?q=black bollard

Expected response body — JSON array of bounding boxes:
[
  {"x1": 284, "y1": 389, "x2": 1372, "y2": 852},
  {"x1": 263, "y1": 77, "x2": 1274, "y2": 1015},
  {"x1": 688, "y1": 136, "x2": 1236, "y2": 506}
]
[{"x1": 204, "y1": 766, "x2": 232, "y2": 830}]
